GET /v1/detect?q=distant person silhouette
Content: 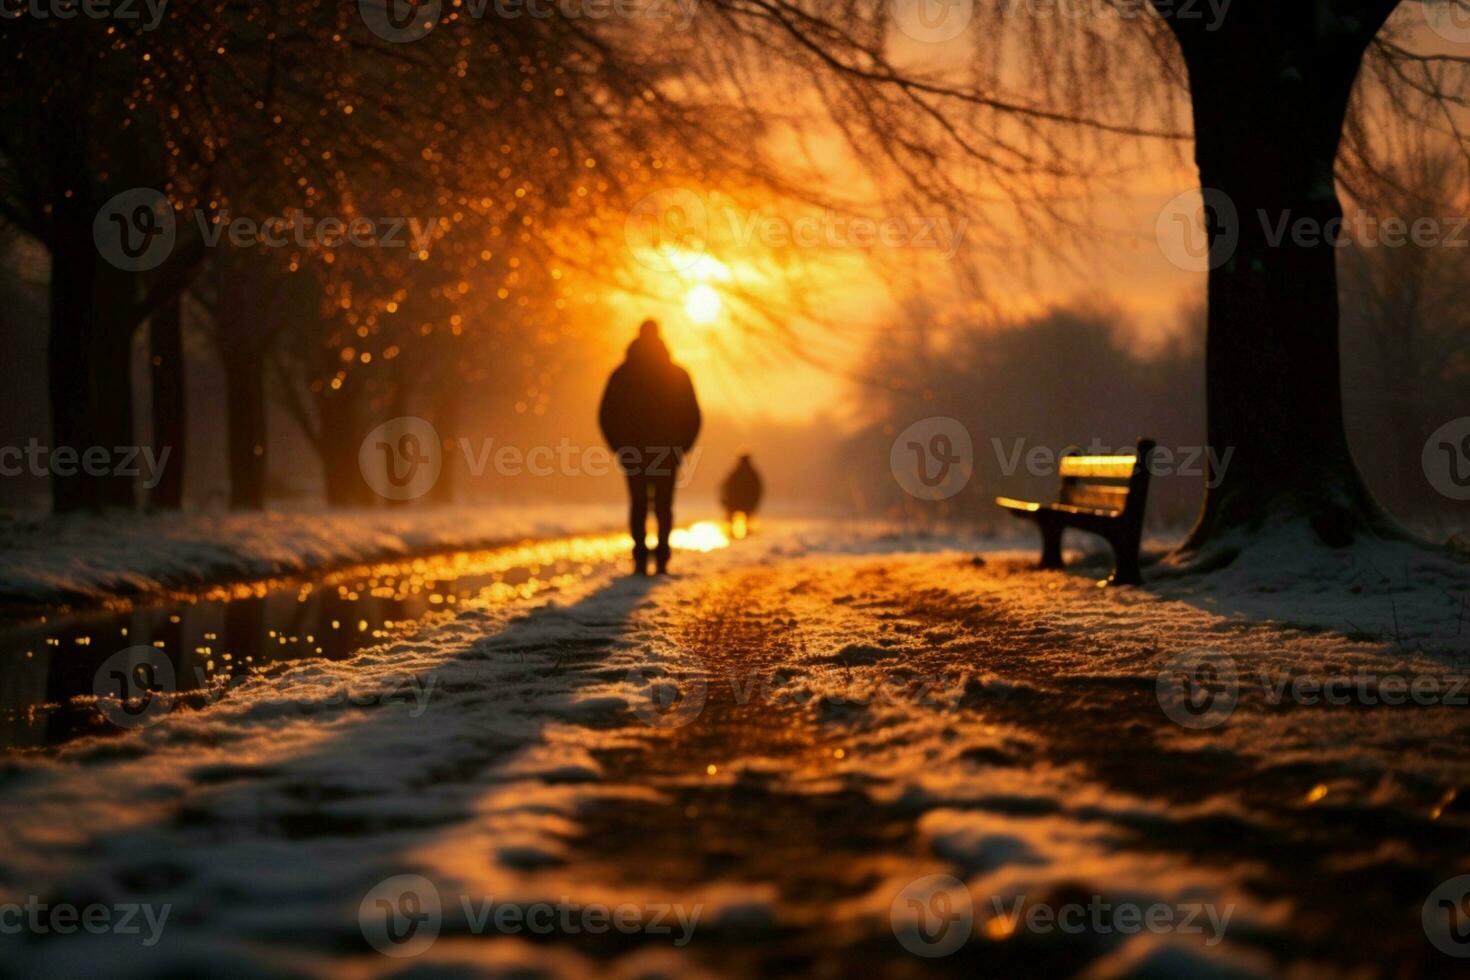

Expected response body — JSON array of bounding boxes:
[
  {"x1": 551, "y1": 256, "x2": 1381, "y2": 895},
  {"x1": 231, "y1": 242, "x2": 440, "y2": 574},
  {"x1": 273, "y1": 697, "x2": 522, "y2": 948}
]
[
  {"x1": 598, "y1": 320, "x2": 702, "y2": 575},
  {"x1": 720, "y1": 454, "x2": 763, "y2": 531}
]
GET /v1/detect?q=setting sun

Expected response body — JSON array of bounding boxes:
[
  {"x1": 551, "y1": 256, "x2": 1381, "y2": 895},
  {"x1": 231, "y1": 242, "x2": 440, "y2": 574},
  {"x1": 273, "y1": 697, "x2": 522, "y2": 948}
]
[{"x1": 684, "y1": 282, "x2": 722, "y2": 324}]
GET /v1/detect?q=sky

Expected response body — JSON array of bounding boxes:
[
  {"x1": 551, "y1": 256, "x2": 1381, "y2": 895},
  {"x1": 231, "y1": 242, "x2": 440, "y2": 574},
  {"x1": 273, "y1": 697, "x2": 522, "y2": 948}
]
[
  {"x1": 594, "y1": 164, "x2": 1211, "y2": 427},
  {"x1": 582, "y1": 4, "x2": 1466, "y2": 426}
]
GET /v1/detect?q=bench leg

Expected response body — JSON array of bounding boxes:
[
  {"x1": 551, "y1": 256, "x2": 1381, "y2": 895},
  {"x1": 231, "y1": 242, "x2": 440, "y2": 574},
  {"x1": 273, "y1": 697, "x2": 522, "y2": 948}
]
[
  {"x1": 1039, "y1": 522, "x2": 1064, "y2": 570},
  {"x1": 1108, "y1": 536, "x2": 1142, "y2": 586}
]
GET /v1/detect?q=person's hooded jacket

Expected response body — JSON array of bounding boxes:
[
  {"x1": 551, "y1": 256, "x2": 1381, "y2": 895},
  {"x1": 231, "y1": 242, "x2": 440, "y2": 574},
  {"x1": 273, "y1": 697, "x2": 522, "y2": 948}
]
[
  {"x1": 720, "y1": 455, "x2": 763, "y2": 515},
  {"x1": 598, "y1": 330, "x2": 701, "y2": 473}
]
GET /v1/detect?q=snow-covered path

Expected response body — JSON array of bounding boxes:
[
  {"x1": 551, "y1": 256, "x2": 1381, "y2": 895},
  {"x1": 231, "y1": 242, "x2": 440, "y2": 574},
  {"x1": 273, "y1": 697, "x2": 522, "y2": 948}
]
[{"x1": 2, "y1": 522, "x2": 1468, "y2": 977}]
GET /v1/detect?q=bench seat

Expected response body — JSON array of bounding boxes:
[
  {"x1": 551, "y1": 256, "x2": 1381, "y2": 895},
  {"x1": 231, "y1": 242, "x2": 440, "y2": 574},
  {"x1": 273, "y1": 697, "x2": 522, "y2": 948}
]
[
  {"x1": 994, "y1": 439, "x2": 1155, "y2": 585},
  {"x1": 995, "y1": 497, "x2": 1123, "y2": 520}
]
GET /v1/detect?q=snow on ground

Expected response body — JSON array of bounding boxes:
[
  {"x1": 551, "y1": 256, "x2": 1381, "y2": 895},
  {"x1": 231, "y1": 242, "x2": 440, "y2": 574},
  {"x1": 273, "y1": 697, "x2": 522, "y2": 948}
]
[
  {"x1": 1147, "y1": 522, "x2": 1470, "y2": 655},
  {"x1": 0, "y1": 504, "x2": 622, "y2": 606},
  {"x1": 1, "y1": 520, "x2": 1468, "y2": 977}
]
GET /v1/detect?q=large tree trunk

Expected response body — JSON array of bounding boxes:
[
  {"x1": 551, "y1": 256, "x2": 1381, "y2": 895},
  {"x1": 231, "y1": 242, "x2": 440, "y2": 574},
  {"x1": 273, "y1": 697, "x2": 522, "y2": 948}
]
[
  {"x1": 429, "y1": 380, "x2": 460, "y2": 506},
  {"x1": 383, "y1": 362, "x2": 413, "y2": 510},
  {"x1": 1167, "y1": 0, "x2": 1404, "y2": 554},
  {"x1": 1384, "y1": 334, "x2": 1419, "y2": 514},
  {"x1": 47, "y1": 196, "x2": 99, "y2": 513},
  {"x1": 148, "y1": 298, "x2": 187, "y2": 511},
  {"x1": 88, "y1": 261, "x2": 140, "y2": 511},
  {"x1": 213, "y1": 250, "x2": 276, "y2": 511},
  {"x1": 319, "y1": 385, "x2": 373, "y2": 508},
  {"x1": 225, "y1": 349, "x2": 268, "y2": 511}
]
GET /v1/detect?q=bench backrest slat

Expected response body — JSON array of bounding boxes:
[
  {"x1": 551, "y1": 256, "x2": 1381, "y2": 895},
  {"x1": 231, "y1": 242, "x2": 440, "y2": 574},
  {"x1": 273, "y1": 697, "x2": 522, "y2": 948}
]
[
  {"x1": 1058, "y1": 455, "x2": 1137, "y2": 480},
  {"x1": 1056, "y1": 440, "x2": 1156, "y2": 521}
]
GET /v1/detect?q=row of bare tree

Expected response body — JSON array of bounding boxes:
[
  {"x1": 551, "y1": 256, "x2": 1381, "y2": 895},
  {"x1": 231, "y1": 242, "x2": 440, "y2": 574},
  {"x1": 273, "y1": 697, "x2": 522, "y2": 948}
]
[{"x1": 1, "y1": 2, "x2": 1465, "y2": 559}]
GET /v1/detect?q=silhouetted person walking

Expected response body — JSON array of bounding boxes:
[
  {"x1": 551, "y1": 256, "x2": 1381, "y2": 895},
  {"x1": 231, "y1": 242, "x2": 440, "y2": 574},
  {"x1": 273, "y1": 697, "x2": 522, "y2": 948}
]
[
  {"x1": 599, "y1": 320, "x2": 701, "y2": 575},
  {"x1": 720, "y1": 454, "x2": 763, "y2": 528}
]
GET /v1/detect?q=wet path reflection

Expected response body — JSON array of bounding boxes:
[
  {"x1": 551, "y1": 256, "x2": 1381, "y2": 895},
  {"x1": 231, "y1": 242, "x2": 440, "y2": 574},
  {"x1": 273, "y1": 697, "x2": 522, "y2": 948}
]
[{"x1": 0, "y1": 524, "x2": 729, "y2": 750}]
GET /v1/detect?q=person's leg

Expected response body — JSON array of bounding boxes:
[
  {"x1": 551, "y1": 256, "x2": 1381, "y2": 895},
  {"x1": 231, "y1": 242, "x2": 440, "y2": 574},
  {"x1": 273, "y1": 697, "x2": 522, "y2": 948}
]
[
  {"x1": 653, "y1": 474, "x2": 675, "y2": 573},
  {"x1": 627, "y1": 473, "x2": 650, "y2": 574}
]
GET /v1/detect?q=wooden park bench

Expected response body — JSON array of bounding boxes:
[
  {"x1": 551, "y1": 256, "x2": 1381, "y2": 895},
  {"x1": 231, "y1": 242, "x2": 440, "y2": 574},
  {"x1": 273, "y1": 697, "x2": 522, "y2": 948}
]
[{"x1": 995, "y1": 439, "x2": 1156, "y2": 586}]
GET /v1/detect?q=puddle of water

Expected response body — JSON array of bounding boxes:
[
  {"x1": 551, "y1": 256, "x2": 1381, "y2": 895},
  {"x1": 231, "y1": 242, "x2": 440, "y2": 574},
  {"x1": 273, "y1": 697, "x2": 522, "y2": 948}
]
[{"x1": 0, "y1": 524, "x2": 730, "y2": 751}]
